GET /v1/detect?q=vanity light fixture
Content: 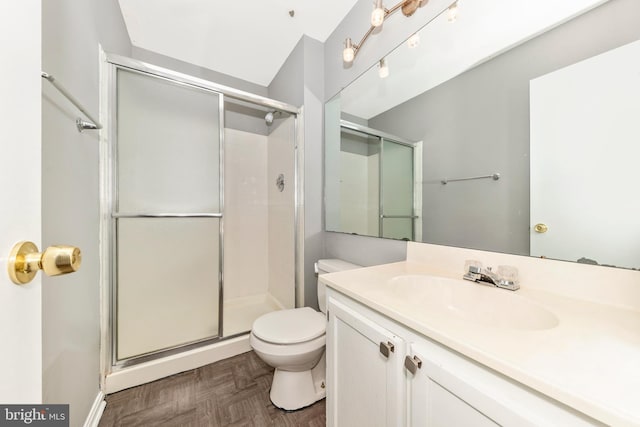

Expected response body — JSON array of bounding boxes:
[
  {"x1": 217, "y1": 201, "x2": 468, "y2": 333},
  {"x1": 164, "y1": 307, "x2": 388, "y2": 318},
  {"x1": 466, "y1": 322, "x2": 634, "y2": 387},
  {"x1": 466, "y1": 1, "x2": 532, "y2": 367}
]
[
  {"x1": 372, "y1": 0, "x2": 385, "y2": 26},
  {"x1": 343, "y1": 38, "x2": 356, "y2": 62},
  {"x1": 447, "y1": 1, "x2": 459, "y2": 22},
  {"x1": 407, "y1": 33, "x2": 420, "y2": 48},
  {"x1": 343, "y1": 0, "x2": 428, "y2": 64},
  {"x1": 378, "y1": 58, "x2": 389, "y2": 78}
]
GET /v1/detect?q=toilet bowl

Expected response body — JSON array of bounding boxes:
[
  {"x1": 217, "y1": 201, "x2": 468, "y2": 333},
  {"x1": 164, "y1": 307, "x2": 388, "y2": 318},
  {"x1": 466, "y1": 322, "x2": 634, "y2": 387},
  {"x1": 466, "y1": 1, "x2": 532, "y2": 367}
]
[{"x1": 250, "y1": 259, "x2": 361, "y2": 411}]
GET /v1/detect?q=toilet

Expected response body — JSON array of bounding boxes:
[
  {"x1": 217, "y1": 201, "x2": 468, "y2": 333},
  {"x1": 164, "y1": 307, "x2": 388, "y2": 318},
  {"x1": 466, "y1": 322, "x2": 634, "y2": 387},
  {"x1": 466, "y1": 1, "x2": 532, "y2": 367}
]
[{"x1": 250, "y1": 259, "x2": 361, "y2": 411}]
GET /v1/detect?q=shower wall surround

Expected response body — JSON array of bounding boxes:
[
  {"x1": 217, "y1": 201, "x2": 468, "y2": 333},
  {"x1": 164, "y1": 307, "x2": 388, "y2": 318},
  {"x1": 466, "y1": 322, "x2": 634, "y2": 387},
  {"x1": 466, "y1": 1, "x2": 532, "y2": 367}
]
[
  {"x1": 224, "y1": 129, "x2": 270, "y2": 301},
  {"x1": 223, "y1": 119, "x2": 296, "y2": 337},
  {"x1": 267, "y1": 119, "x2": 297, "y2": 310}
]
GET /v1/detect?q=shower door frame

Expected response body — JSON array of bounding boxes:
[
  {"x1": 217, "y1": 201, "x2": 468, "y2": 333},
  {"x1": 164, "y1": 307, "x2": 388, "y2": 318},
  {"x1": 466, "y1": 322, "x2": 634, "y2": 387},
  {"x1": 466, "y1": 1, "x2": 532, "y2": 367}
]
[
  {"x1": 339, "y1": 120, "x2": 421, "y2": 240},
  {"x1": 100, "y1": 54, "x2": 303, "y2": 373}
]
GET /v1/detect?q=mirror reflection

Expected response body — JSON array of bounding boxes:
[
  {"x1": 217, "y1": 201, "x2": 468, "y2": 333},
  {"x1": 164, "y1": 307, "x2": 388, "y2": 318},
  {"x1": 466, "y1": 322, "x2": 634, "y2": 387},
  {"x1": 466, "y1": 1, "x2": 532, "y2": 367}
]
[
  {"x1": 325, "y1": 0, "x2": 640, "y2": 270},
  {"x1": 326, "y1": 120, "x2": 422, "y2": 241}
]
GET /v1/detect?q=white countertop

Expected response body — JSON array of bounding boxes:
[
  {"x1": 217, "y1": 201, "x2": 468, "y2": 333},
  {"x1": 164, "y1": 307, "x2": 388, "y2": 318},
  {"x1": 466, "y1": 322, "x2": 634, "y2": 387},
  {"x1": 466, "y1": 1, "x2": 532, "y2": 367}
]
[{"x1": 321, "y1": 261, "x2": 640, "y2": 427}]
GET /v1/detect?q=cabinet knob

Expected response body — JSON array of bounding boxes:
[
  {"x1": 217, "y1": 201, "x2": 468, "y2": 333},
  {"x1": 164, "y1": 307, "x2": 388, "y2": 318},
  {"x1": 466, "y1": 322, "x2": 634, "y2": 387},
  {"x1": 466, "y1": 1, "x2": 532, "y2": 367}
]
[
  {"x1": 8, "y1": 241, "x2": 82, "y2": 285},
  {"x1": 379, "y1": 341, "x2": 395, "y2": 358},
  {"x1": 404, "y1": 355, "x2": 423, "y2": 374}
]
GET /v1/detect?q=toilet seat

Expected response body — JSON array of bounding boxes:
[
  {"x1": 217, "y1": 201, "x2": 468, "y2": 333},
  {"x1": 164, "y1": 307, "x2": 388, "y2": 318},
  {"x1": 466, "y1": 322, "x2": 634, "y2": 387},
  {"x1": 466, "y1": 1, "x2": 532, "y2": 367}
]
[{"x1": 252, "y1": 307, "x2": 326, "y2": 345}]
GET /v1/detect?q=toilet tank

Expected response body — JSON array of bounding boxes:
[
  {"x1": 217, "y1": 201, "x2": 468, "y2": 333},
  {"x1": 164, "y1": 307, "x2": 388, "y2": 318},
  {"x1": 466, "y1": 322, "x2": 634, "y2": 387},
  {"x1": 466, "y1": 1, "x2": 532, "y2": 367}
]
[{"x1": 316, "y1": 259, "x2": 361, "y2": 313}]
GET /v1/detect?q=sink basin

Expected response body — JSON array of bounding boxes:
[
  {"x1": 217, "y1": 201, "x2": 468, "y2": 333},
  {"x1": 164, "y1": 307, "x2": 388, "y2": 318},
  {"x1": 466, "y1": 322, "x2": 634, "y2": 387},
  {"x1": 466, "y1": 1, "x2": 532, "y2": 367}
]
[{"x1": 388, "y1": 275, "x2": 559, "y2": 331}]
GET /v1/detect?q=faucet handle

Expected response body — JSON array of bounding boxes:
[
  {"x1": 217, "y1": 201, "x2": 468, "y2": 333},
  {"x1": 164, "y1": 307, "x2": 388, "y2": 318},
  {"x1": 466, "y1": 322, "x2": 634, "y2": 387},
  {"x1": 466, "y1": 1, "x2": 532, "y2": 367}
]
[
  {"x1": 464, "y1": 259, "x2": 482, "y2": 273},
  {"x1": 497, "y1": 265, "x2": 519, "y2": 282},
  {"x1": 463, "y1": 260, "x2": 483, "y2": 282},
  {"x1": 468, "y1": 265, "x2": 482, "y2": 274}
]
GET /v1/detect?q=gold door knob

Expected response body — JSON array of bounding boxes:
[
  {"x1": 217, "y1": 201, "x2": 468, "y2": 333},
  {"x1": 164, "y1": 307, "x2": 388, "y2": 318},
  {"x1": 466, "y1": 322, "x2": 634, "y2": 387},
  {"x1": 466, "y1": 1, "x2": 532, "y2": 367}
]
[
  {"x1": 8, "y1": 241, "x2": 82, "y2": 285},
  {"x1": 533, "y1": 223, "x2": 548, "y2": 233}
]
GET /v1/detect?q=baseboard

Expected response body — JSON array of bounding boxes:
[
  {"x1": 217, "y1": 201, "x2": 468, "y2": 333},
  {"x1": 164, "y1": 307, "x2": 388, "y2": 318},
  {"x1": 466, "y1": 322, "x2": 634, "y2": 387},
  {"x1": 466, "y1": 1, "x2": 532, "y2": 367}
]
[
  {"x1": 105, "y1": 334, "x2": 251, "y2": 394},
  {"x1": 83, "y1": 391, "x2": 106, "y2": 427}
]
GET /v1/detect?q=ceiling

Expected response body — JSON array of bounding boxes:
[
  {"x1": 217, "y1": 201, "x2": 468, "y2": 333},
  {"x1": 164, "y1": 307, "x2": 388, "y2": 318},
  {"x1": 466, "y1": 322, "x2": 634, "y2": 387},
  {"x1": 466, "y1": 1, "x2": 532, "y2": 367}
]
[{"x1": 118, "y1": 0, "x2": 359, "y2": 87}]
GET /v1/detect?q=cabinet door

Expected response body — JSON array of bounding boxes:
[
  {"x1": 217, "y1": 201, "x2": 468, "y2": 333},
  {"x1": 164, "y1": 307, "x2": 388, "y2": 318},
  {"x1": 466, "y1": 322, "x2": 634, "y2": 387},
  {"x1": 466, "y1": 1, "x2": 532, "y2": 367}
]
[
  {"x1": 407, "y1": 342, "x2": 533, "y2": 427},
  {"x1": 406, "y1": 342, "x2": 601, "y2": 427},
  {"x1": 327, "y1": 298, "x2": 405, "y2": 427}
]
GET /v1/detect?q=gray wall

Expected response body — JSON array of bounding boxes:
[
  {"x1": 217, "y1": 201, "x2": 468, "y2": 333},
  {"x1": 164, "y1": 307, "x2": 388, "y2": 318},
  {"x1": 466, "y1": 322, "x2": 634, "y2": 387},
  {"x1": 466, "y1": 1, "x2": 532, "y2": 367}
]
[
  {"x1": 268, "y1": 38, "x2": 305, "y2": 106},
  {"x1": 323, "y1": 0, "x2": 452, "y2": 266},
  {"x1": 133, "y1": 46, "x2": 268, "y2": 96},
  {"x1": 369, "y1": 0, "x2": 640, "y2": 256},
  {"x1": 133, "y1": 47, "x2": 271, "y2": 135},
  {"x1": 301, "y1": 37, "x2": 327, "y2": 309},
  {"x1": 269, "y1": 36, "x2": 326, "y2": 309},
  {"x1": 323, "y1": 0, "x2": 640, "y2": 266},
  {"x1": 42, "y1": 1, "x2": 131, "y2": 425}
]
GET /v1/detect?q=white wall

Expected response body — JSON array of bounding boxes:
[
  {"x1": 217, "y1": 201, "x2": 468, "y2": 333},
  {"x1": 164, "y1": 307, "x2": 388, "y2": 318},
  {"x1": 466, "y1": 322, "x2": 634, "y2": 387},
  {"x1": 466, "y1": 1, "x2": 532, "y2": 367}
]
[
  {"x1": 224, "y1": 128, "x2": 269, "y2": 300},
  {"x1": 267, "y1": 117, "x2": 296, "y2": 309}
]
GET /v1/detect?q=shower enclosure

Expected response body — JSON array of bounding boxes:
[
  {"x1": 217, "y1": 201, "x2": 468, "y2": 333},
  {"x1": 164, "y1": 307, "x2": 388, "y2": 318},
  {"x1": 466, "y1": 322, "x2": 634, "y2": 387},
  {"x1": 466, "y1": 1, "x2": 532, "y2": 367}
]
[
  {"x1": 329, "y1": 120, "x2": 421, "y2": 241},
  {"x1": 102, "y1": 55, "x2": 301, "y2": 374}
]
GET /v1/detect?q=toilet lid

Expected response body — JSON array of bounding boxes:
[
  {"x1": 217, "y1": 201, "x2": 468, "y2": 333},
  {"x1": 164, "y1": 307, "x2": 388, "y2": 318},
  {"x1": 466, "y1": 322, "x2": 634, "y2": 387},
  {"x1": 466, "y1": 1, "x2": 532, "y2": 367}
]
[{"x1": 252, "y1": 307, "x2": 326, "y2": 345}]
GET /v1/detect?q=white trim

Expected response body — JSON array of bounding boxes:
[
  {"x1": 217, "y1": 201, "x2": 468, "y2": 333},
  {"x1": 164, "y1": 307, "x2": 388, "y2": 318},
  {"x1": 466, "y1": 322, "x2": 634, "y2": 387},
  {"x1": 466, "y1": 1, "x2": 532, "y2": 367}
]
[
  {"x1": 83, "y1": 391, "x2": 106, "y2": 427},
  {"x1": 106, "y1": 53, "x2": 301, "y2": 115},
  {"x1": 104, "y1": 335, "x2": 251, "y2": 393},
  {"x1": 296, "y1": 106, "x2": 306, "y2": 309},
  {"x1": 413, "y1": 141, "x2": 423, "y2": 242},
  {"x1": 98, "y1": 44, "x2": 112, "y2": 393}
]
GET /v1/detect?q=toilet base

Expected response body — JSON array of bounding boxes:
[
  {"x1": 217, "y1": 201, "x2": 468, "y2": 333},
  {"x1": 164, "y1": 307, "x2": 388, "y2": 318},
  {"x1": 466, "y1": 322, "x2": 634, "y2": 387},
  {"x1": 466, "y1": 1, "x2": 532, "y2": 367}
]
[{"x1": 270, "y1": 353, "x2": 326, "y2": 411}]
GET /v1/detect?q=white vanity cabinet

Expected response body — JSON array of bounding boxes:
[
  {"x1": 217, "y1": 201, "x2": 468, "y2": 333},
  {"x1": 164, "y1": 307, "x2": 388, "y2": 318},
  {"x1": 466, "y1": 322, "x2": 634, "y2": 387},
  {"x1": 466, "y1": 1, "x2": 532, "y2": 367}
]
[
  {"x1": 327, "y1": 289, "x2": 602, "y2": 427},
  {"x1": 326, "y1": 297, "x2": 405, "y2": 427}
]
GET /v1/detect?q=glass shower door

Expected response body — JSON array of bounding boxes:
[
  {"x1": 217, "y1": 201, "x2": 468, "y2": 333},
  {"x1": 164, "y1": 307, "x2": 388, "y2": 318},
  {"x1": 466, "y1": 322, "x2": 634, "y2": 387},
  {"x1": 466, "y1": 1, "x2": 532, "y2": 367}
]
[
  {"x1": 114, "y1": 68, "x2": 222, "y2": 361},
  {"x1": 380, "y1": 139, "x2": 415, "y2": 240}
]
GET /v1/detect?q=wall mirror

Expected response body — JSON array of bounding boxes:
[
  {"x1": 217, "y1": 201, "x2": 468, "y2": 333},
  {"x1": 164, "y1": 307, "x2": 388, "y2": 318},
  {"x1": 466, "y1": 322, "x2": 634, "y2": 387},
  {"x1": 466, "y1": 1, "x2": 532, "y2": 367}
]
[{"x1": 324, "y1": 0, "x2": 640, "y2": 270}]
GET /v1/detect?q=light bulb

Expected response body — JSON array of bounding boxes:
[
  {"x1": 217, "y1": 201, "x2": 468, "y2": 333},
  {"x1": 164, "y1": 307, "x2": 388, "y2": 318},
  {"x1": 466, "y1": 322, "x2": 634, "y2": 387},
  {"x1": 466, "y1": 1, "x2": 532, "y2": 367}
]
[
  {"x1": 378, "y1": 58, "x2": 389, "y2": 78},
  {"x1": 343, "y1": 38, "x2": 355, "y2": 63},
  {"x1": 371, "y1": 0, "x2": 385, "y2": 27},
  {"x1": 407, "y1": 33, "x2": 420, "y2": 48},
  {"x1": 448, "y1": 1, "x2": 458, "y2": 22}
]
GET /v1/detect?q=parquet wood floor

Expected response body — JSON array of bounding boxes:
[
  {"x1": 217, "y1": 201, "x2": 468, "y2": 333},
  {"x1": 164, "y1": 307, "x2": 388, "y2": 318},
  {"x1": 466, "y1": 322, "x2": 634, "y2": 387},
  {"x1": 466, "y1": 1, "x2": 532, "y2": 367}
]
[{"x1": 99, "y1": 351, "x2": 326, "y2": 427}]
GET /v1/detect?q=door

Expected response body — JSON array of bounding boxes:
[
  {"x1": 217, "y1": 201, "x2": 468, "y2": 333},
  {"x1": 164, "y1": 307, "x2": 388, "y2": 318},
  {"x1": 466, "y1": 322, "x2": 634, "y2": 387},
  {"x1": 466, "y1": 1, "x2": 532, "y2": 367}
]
[
  {"x1": 327, "y1": 298, "x2": 404, "y2": 427},
  {"x1": 380, "y1": 139, "x2": 415, "y2": 240},
  {"x1": 407, "y1": 344, "x2": 501, "y2": 427},
  {"x1": 0, "y1": 0, "x2": 42, "y2": 402},
  {"x1": 406, "y1": 342, "x2": 557, "y2": 427},
  {"x1": 530, "y1": 40, "x2": 640, "y2": 268},
  {"x1": 112, "y1": 67, "x2": 223, "y2": 362}
]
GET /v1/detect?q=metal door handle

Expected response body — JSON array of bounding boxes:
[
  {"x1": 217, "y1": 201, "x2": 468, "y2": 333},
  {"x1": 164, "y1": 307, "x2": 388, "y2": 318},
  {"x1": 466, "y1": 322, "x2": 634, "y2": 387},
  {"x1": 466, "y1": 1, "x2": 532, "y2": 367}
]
[
  {"x1": 8, "y1": 241, "x2": 82, "y2": 284},
  {"x1": 404, "y1": 355, "x2": 422, "y2": 374},
  {"x1": 379, "y1": 341, "x2": 395, "y2": 358}
]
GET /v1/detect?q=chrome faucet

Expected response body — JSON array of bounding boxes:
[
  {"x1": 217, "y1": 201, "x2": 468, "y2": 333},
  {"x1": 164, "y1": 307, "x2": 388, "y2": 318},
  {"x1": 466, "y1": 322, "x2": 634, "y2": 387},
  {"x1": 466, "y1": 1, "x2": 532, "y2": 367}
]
[{"x1": 463, "y1": 263, "x2": 520, "y2": 291}]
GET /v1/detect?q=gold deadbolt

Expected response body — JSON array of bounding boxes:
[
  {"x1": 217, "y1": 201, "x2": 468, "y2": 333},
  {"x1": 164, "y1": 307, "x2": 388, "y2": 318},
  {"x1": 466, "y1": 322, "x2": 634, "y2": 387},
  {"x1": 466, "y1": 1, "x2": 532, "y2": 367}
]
[
  {"x1": 8, "y1": 241, "x2": 82, "y2": 285},
  {"x1": 534, "y1": 223, "x2": 549, "y2": 234}
]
